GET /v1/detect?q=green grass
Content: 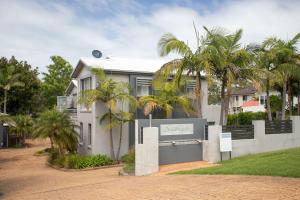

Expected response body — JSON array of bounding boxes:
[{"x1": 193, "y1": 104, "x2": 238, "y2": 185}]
[{"x1": 174, "y1": 147, "x2": 300, "y2": 177}]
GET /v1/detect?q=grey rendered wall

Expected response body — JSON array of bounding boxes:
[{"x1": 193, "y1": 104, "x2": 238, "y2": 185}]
[
  {"x1": 204, "y1": 116, "x2": 300, "y2": 163},
  {"x1": 137, "y1": 118, "x2": 206, "y2": 165}
]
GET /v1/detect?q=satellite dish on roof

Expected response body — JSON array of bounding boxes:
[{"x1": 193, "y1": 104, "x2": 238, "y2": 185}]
[{"x1": 92, "y1": 50, "x2": 102, "y2": 58}]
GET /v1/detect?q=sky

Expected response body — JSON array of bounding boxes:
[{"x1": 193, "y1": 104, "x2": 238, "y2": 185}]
[{"x1": 1, "y1": 0, "x2": 300, "y2": 74}]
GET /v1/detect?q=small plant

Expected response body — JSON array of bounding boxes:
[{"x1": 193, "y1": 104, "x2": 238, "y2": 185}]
[
  {"x1": 64, "y1": 154, "x2": 113, "y2": 169},
  {"x1": 121, "y1": 148, "x2": 135, "y2": 173}
]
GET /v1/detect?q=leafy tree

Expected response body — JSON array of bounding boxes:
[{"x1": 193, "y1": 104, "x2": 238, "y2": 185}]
[
  {"x1": 0, "y1": 62, "x2": 24, "y2": 113},
  {"x1": 203, "y1": 27, "x2": 252, "y2": 125},
  {"x1": 33, "y1": 109, "x2": 78, "y2": 154},
  {"x1": 139, "y1": 82, "x2": 193, "y2": 118},
  {"x1": 80, "y1": 68, "x2": 137, "y2": 161},
  {"x1": 156, "y1": 24, "x2": 210, "y2": 118},
  {"x1": 263, "y1": 33, "x2": 300, "y2": 119},
  {"x1": 42, "y1": 56, "x2": 73, "y2": 108},
  {"x1": 208, "y1": 80, "x2": 221, "y2": 105},
  {"x1": 0, "y1": 56, "x2": 42, "y2": 115}
]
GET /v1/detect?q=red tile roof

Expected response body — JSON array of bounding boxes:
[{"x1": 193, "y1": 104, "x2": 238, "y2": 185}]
[{"x1": 242, "y1": 100, "x2": 259, "y2": 107}]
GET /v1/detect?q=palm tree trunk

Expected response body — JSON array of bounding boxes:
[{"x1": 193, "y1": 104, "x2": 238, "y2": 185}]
[
  {"x1": 224, "y1": 86, "x2": 231, "y2": 125},
  {"x1": 3, "y1": 90, "x2": 7, "y2": 114},
  {"x1": 219, "y1": 73, "x2": 227, "y2": 125},
  {"x1": 266, "y1": 78, "x2": 272, "y2": 121},
  {"x1": 49, "y1": 136, "x2": 54, "y2": 149},
  {"x1": 288, "y1": 85, "x2": 293, "y2": 117},
  {"x1": 195, "y1": 71, "x2": 202, "y2": 118},
  {"x1": 281, "y1": 77, "x2": 287, "y2": 120},
  {"x1": 116, "y1": 122, "x2": 123, "y2": 161},
  {"x1": 298, "y1": 93, "x2": 300, "y2": 115},
  {"x1": 109, "y1": 109, "x2": 116, "y2": 161}
]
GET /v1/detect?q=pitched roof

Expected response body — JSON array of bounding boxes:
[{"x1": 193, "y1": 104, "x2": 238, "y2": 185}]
[
  {"x1": 71, "y1": 57, "x2": 171, "y2": 78},
  {"x1": 242, "y1": 100, "x2": 259, "y2": 107},
  {"x1": 65, "y1": 80, "x2": 77, "y2": 96},
  {"x1": 231, "y1": 87, "x2": 257, "y2": 95}
]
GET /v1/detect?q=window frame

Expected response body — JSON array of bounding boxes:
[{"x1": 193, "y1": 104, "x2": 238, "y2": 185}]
[
  {"x1": 79, "y1": 122, "x2": 83, "y2": 144},
  {"x1": 88, "y1": 123, "x2": 92, "y2": 146}
]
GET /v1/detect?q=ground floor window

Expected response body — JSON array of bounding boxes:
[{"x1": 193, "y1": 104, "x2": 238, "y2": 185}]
[
  {"x1": 80, "y1": 122, "x2": 83, "y2": 143},
  {"x1": 88, "y1": 123, "x2": 92, "y2": 146}
]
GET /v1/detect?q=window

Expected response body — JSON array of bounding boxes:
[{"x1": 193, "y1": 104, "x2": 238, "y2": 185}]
[
  {"x1": 136, "y1": 77, "x2": 152, "y2": 97},
  {"x1": 80, "y1": 77, "x2": 92, "y2": 110},
  {"x1": 260, "y1": 96, "x2": 266, "y2": 105},
  {"x1": 186, "y1": 80, "x2": 196, "y2": 96},
  {"x1": 88, "y1": 123, "x2": 92, "y2": 146},
  {"x1": 137, "y1": 85, "x2": 150, "y2": 97},
  {"x1": 235, "y1": 96, "x2": 239, "y2": 102},
  {"x1": 243, "y1": 95, "x2": 247, "y2": 101},
  {"x1": 80, "y1": 122, "x2": 83, "y2": 143}
]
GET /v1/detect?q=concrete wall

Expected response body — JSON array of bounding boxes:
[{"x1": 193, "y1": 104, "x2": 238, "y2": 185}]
[
  {"x1": 204, "y1": 116, "x2": 300, "y2": 163},
  {"x1": 135, "y1": 127, "x2": 159, "y2": 176}
]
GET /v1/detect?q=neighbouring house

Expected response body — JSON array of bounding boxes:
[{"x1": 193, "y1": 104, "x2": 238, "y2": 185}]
[
  {"x1": 229, "y1": 87, "x2": 280, "y2": 114},
  {"x1": 62, "y1": 56, "x2": 219, "y2": 157}
]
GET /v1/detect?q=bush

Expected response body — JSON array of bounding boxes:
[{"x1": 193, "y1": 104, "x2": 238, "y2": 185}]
[
  {"x1": 227, "y1": 112, "x2": 266, "y2": 125},
  {"x1": 121, "y1": 148, "x2": 135, "y2": 173},
  {"x1": 64, "y1": 154, "x2": 113, "y2": 169}
]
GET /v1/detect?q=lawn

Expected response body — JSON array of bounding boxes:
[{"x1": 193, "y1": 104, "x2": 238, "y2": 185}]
[{"x1": 174, "y1": 147, "x2": 300, "y2": 177}]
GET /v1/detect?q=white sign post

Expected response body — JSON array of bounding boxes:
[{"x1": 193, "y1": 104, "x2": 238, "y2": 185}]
[{"x1": 219, "y1": 132, "x2": 232, "y2": 161}]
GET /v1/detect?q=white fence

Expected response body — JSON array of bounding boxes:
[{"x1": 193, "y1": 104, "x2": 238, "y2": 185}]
[{"x1": 203, "y1": 116, "x2": 300, "y2": 163}]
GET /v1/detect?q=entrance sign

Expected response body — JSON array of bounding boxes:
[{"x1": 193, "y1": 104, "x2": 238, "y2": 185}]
[
  {"x1": 219, "y1": 132, "x2": 232, "y2": 152},
  {"x1": 160, "y1": 124, "x2": 193, "y2": 136}
]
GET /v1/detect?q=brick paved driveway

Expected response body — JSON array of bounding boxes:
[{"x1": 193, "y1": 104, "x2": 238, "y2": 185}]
[{"x1": 1, "y1": 140, "x2": 300, "y2": 200}]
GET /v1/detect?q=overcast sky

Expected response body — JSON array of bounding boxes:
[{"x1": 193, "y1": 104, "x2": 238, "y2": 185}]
[{"x1": 1, "y1": 0, "x2": 300, "y2": 74}]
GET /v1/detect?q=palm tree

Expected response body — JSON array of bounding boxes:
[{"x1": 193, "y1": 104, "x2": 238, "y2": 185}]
[
  {"x1": 156, "y1": 24, "x2": 211, "y2": 118},
  {"x1": 247, "y1": 42, "x2": 278, "y2": 121},
  {"x1": 80, "y1": 68, "x2": 137, "y2": 161},
  {"x1": 263, "y1": 33, "x2": 300, "y2": 119},
  {"x1": 202, "y1": 27, "x2": 252, "y2": 125},
  {"x1": 33, "y1": 109, "x2": 78, "y2": 154},
  {"x1": 0, "y1": 65, "x2": 24, "y2": 113},
  {"x1": 11, "y1": 115, "x2": 33, "y2": 145},
  {"x1": 139, "y1": 82, "x2": 193, "y2": 118}
]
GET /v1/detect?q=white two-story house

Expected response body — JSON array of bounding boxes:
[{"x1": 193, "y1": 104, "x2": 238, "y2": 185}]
[{"x1": 66, "y1": 56, "x2": 218, "y2": 157}]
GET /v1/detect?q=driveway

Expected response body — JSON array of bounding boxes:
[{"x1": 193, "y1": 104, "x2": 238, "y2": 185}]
[{"x1": 1, "y1": 140, "x2": 300, "y2": 200}]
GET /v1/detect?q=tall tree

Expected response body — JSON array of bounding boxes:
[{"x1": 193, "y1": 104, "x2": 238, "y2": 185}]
[
  {"x1": 264, "y1": 33, "x2": 300, "y2": 119},
  {"x1": 80, "y1": 68, "x2": 137, "y2": 161},
  {"x1": 42, "y1": 56, "x2": 73, "y2": 108},
  {"x1": 0, "y1": 56, "x2": 42, "y2": 115},
  {"x1": 0, "y1": 62, "x2": 24, "y2": 114},
  {"x1": 203, "y1": 27, "x2": 252, "y2": 125},
  {"x1": 156, "y1": 25, "x2": 211, "y2": 118}
]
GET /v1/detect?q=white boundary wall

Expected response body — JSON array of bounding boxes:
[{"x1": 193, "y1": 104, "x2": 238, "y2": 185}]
[
  {"x1": 204, "y1": 116, "x2": 300, "y2": 163},
  {"x1": 135, "y1": 127, "x2": 159, "y2": 176}
]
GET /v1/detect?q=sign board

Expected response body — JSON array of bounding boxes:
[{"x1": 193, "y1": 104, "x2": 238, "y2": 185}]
[
  {"x1": 219, "y1": 132, "x2": 232, "y2": 152},
  {"x1": 160, "y1": 124, "x2": 193, "y2": 136}
]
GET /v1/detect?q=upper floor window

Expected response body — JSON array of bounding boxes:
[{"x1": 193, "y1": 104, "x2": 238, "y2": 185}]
[
  {"x1": 235, "y1": 96, "x2": 239, "y2": 102},
  {"x1": 136, "y1": 77, "x2": 152, "y2": 97},
  {"x1": 243, "y1": 95, "x2": 247, "y2": 101},
  {"x1": 260, "y1": 96, "x2": 266, "y2": 105},
  {"x1": 80, "y1": 77, "x2": 92, "y2": 110},
  {"x1": 81, "y1": 77, "x2": 92, "y2": 92}
]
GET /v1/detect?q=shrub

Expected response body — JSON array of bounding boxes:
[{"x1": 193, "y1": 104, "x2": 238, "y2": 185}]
[
  {"x1": 121, "y1": 148, "x2": 135, "y2": 173},
  {"x1": 227, "y1": 112, "x2": 266, "y2": 125},
  {"x1": 64, "y1": 154, "x2": 113, "y2": 169}
]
